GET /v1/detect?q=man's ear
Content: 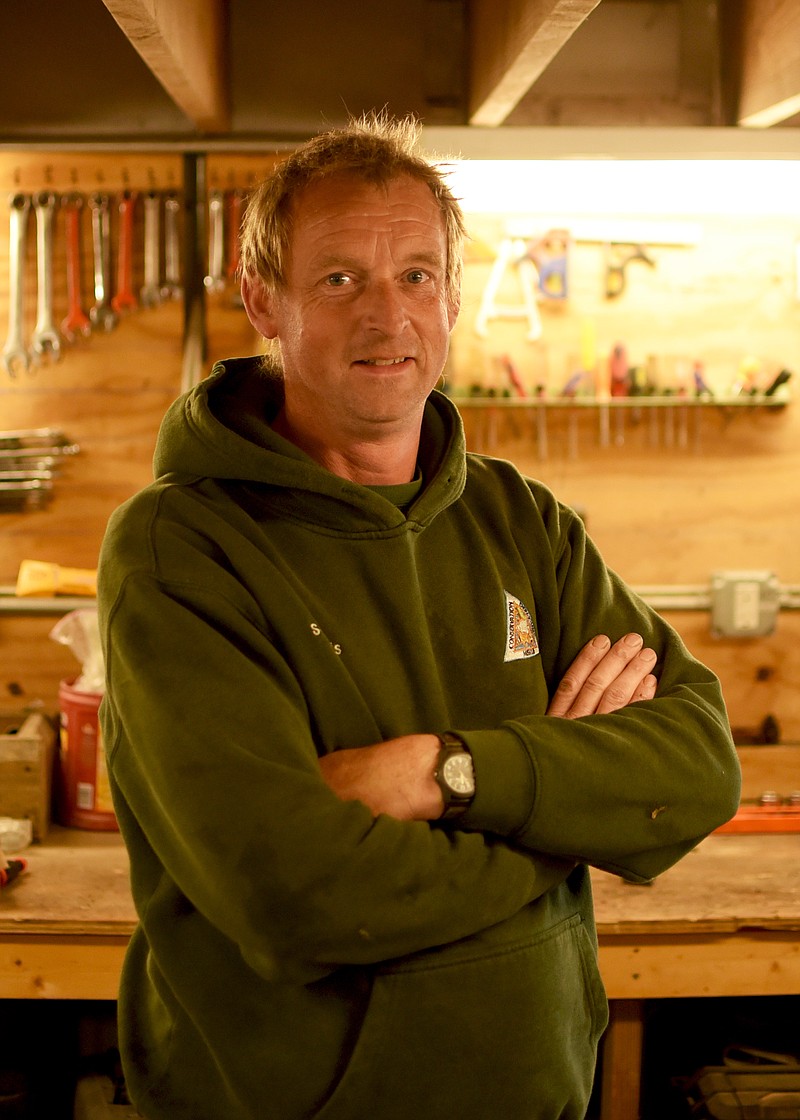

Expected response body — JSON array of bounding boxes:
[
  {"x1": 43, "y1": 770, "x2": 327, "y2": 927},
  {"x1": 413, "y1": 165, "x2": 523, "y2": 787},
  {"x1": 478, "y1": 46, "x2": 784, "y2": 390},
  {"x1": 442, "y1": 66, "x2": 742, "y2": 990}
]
[
  {"x1": 241, "y1": 276, "x2": 279, "y2": 340},
  {"x1": 447, "y1": 291, "x2": 461, "y2": 332}
]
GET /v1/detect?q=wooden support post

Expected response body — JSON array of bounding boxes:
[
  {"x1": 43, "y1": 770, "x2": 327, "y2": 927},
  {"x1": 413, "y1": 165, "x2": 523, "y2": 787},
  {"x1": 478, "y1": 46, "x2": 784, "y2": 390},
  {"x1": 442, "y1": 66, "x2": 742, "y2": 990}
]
[{"x1": 600, "y1": 999, "x2": 645, "y2": 1120}]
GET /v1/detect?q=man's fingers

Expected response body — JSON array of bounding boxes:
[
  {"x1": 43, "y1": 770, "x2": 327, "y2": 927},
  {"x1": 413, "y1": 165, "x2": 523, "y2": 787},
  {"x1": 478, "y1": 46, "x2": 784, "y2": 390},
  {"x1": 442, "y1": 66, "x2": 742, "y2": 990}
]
[
  {"x1": 549, "y1": 633, "x2": 658, "y2": 719},
  {"x1": 546, "y1": 634, "x2": 612, "y2": 717},
  {"x1": 631, "y1": 673, "x2": 658, "y2": 704},
  {"x1": 594, "y1": 647, "x2": 658, "y2": 714}
]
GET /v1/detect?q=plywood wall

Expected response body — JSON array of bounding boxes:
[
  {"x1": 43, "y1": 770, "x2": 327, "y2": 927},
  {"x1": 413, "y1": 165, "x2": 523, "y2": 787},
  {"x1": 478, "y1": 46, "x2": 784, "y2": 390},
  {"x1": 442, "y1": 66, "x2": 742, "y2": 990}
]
[
  {"x1": 0, "y1": 150, "x2": 798, "y2": 749},
  {"x1": 451, "y1": 205, "x2": 800, "y2": 744},
  {"x1": 0, "y1": 152, "x2": 263, "y2": 708}
]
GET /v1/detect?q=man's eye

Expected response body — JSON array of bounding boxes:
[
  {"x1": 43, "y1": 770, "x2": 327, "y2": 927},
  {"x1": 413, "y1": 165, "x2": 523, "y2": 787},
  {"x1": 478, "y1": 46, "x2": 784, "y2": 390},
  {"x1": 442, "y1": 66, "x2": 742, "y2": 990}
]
[
  {"x1": 326, "y1": 273, "x2": 350, "y2": 287},
  {"x1": 406, "y1": 270, "x2": 428, "y2": 284}
]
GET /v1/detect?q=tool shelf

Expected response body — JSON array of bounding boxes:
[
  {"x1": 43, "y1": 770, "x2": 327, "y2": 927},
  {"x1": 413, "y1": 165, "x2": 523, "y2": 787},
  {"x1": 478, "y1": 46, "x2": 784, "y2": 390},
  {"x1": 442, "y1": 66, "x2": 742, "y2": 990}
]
[{"x1": 451, "y1": 393, "x2": 790, "y2": 409}]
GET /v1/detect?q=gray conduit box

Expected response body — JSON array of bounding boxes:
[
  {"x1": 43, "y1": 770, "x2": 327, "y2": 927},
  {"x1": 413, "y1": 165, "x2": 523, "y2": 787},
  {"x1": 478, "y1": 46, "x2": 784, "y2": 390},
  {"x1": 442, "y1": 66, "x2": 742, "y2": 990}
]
[{"x1": 710, "y1": 571, "x2": 781, "y2": 637}]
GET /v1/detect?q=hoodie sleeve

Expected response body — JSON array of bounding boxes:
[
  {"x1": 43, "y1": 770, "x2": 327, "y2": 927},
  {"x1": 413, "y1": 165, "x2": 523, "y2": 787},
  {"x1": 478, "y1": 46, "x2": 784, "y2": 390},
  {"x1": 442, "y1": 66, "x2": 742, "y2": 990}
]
[
  {"x1": 98, "y1": 493, "x2": 575, "y2": 986},
  {"x1": 458, "y1": 486, "x2": 741, "y2": 884}
]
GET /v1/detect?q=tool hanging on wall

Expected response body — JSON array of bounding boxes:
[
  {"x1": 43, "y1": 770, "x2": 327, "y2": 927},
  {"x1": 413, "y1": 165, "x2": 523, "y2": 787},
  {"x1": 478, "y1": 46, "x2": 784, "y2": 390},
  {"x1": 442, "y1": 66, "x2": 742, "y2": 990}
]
[
  {"x1": 604, "y1": 242, "x2": 656, "y2": 299},
  {"x1": 61, "y1": 193, "x2": 91, "y2": 341},
  {"x1": 226, "y1": 188, "x2": 244, "y2": 283},
  {"x1": 475, "y1": 238, "x2": 542, "y2": 341},
  {"x1": 31, "y1": 192, "x2": 61, "y2": 364},
  {"x1": 205, "y1": 189, "x2": 226, "y2": 293},
  {"x1": 226, "y1": 188, "x2": 245, "y2": 307},
  {"x1": 526, "y1": 230, "x2": 569, "y2": 300},
  {"x1": 0, "y1": 179, "x2": 261, "y2": 381},
  {"x1": 89, "y1": 193, "x2": 118, "y2": 332},
  {"x1": 2, "y1": 194, "x2": 31, "y2": 376},
  {"x1": 140, "y1": 191, "x2": 162, "y2": 307},
  {"x1": 112, "y1": 190, "x2": 138, "y2": 314},
  {"x1": 162, "y1": 192, "x2": 183, "y2": 301}
]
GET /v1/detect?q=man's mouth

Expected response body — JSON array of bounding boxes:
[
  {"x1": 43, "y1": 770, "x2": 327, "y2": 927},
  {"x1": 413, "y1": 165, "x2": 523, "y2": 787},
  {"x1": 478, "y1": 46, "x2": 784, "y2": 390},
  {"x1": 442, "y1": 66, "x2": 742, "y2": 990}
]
[{"x1": 357, "y1": 357, "x2": 410, "y2": 367}]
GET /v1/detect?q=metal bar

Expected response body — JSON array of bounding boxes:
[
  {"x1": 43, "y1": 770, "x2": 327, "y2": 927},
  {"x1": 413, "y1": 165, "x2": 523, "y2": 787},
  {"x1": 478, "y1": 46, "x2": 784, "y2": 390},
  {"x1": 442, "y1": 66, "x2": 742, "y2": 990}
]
[
  {"x1": 1, "y1": 585, "x2": 798, "y2": 617},
  {"x1": 181, "y1": 152, "x2": 207, "y2": 395},
  {"x1": 0, "y1": 594, "x2": 95, "y2": 615},
  {"x1": 635, "y1": 586, "x2": 800, "y2": 612}
]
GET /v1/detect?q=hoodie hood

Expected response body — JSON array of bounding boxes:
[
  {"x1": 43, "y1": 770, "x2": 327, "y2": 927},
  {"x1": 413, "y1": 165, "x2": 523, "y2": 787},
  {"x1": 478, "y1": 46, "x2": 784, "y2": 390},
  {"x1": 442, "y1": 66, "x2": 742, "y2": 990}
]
[{"x1": 152, "y1": 356, "x2": 467, "y2": 532}]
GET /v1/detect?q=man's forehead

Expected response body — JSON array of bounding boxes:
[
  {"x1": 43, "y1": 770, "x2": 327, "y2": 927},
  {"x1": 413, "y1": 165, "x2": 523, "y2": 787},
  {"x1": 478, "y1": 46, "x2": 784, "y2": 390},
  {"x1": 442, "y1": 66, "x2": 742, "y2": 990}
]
[{"x1": 288, "y1": 173, "x2": 446, "y2": 237}]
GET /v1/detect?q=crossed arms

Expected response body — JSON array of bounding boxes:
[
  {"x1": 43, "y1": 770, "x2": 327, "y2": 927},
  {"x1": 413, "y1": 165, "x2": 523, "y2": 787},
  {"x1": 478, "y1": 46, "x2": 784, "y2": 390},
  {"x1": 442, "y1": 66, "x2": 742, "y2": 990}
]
[{"x1": 320, "y1": 631, "x2": 657, "y2": 821}]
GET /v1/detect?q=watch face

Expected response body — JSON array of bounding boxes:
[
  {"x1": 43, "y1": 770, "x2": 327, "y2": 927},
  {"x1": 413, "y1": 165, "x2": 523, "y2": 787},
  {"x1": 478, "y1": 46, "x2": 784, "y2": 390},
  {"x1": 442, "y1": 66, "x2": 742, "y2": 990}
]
[{"x1": 443, "y1": 753, "x2": 475, "y2": 795}]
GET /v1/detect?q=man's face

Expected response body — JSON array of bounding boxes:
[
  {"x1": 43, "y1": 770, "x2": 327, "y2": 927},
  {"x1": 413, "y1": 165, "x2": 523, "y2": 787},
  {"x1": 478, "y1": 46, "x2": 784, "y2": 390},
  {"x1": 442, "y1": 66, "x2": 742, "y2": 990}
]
[{"x1": 246, "y1": 173, "x2": 459, "y2": 447}]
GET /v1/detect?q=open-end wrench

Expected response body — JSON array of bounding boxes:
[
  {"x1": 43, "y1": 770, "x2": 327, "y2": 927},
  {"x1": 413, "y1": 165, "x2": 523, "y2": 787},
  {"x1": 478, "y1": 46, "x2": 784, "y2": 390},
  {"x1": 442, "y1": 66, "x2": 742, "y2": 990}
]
[
  {"x1": 204, "y1": 189, "x2": 225, "y2": 292},
  {"x1": 0, "y1": 426, "x2": 72, "y2": 449},
  {"x1": 2, "y1": 194, "x2": 31, "y2": 377},
  {"x1": 112, "y1": 190, "x2": 138, "y2": 314},
  {"x1": 226, "y1": 188, "x2": 244, "y2": 282},
  {"x1": 89, "y1": 193, "x2": 118, "y2": 332},
  {"x1": 161, "y1": 192, "x2": 182, "y2": 300},
  {"x1": 140, "y1": 191, "x2": 162, "y2": 307},
  {"x1": 30, "y1": 192, "x2": 62, "y2": 363},
  {"x1": 226, "y1": 188, "x2": 245, "y2": 307},
  {"x1": 60, "y1": 193, "x2": 91, "y2": 342}
]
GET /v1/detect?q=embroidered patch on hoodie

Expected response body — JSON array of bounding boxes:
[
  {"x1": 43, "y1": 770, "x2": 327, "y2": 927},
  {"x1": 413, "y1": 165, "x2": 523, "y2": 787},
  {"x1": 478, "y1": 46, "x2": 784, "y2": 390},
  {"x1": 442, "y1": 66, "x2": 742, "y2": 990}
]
[{"x1": 504, "y1": 591, "x2": 539, "y2": 662}]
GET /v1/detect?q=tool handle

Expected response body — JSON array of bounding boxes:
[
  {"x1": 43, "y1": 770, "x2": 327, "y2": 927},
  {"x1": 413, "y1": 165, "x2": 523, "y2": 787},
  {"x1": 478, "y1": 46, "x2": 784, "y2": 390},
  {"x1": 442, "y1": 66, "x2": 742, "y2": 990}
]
[{"x1": 0, "y1": 857, "x2": 27, "y2": 888}]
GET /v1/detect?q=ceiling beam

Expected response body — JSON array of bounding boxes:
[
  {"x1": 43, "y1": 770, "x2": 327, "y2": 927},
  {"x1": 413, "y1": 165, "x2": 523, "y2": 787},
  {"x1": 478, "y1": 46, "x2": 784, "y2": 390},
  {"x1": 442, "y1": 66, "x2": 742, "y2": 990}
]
[
  {"x1": 101, "y1": 0, "x2": 229, "y2": 133},
  {"x1": 468, "y1": 0, "x2": 603, "y2": 126},
  {"x1": 738, "y1": 0, "x2": 800, "y2": 127}
]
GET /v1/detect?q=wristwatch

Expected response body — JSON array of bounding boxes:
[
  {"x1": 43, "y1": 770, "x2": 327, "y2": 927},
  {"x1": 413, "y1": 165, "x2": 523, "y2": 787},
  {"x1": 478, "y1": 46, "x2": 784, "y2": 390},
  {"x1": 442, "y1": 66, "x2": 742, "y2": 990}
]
[{"x1": 434, "y1": 732, "x2": 475, "y2": 819}]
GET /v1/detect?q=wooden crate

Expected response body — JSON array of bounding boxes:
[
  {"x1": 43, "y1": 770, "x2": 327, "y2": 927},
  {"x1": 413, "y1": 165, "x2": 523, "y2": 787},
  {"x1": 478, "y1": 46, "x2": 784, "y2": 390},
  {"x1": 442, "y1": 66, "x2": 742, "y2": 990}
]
[{"x1": 0, "y1": 710, "x2": 56, "y2": 840}]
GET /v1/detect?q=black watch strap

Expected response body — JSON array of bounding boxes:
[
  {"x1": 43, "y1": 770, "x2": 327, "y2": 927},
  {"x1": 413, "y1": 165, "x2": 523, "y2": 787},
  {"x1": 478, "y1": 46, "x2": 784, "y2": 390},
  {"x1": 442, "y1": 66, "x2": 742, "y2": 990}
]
[{"x1": 434, "y1": 732, "x2": 475, "y2": 819}]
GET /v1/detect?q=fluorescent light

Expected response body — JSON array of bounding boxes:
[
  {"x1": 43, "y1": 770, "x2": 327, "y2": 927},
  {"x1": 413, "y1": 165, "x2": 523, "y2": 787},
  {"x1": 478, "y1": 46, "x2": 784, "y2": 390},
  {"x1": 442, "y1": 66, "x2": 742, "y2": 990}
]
[
  {"x1": 441, "y1": 159, "x2": 800, "y2": 216},
  {"x1": 740, "y1": 94, "x2": 800, "y2": 128}
]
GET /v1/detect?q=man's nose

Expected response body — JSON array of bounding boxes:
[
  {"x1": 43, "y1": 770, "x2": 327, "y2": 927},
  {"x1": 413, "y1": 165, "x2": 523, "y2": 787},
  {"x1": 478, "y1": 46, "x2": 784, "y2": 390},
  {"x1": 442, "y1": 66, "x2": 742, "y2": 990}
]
[{"x1": 361, "y1": 280, "x2": 409, "y2": 334}]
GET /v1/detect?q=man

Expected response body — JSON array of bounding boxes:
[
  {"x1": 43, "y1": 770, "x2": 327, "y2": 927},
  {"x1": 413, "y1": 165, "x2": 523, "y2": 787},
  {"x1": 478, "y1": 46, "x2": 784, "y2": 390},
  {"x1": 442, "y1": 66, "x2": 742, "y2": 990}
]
[{"x1": 97, "y1": 114, "x2": 739, "y2": 1120}]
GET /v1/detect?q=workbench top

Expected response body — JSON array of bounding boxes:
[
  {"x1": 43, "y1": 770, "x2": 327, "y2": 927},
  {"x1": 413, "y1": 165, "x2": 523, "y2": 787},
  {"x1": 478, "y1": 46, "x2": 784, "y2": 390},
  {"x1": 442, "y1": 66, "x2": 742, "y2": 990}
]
[
  {"x1": 0, "y1": 826, "x2": 135, "y2": 936},
  {"x1": 592, "y1": 832, "x2": 800, "y2": 935},
  {"x1": 2, "y1": 828, "x2": 800, "y2": 940}
]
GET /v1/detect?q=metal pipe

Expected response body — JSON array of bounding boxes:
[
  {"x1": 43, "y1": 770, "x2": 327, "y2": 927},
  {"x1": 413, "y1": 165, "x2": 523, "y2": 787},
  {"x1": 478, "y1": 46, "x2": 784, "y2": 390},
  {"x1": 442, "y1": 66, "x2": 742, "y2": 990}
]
[
  {"x1": 180, "y1": 152, "x2": 208, "y2": 395},
  {"x1": 1, "y1": 584, "x2": 798, "y2": 617}
]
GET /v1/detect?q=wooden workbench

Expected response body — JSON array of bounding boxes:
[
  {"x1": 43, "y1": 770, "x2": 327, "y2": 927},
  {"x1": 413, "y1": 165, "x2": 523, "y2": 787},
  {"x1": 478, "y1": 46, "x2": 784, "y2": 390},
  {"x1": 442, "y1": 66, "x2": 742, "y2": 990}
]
[
  {"x1": 592, "y1": 833, "x2": 800, "y2": 1117},
  {"x1": 3, "y1": 829, "x2": 800, "y2": 1119},
  {"x1": 0, "y1": 827, "x2": 134, "y2": 1001}
]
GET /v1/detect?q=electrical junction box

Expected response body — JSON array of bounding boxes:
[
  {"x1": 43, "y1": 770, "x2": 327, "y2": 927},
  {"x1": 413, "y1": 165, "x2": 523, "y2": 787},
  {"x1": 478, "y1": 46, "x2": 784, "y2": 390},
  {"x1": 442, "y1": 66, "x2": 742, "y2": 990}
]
[{"x1": 710, "y1": 570, "x2": 781, "y2": 638}]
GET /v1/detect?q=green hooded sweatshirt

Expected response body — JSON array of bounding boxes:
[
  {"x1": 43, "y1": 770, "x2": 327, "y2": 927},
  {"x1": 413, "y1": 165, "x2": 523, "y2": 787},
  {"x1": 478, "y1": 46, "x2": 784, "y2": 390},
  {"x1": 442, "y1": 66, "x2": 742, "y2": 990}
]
[{"x1": 98, "y1": 357, "x2": 739, "y2": 1120}]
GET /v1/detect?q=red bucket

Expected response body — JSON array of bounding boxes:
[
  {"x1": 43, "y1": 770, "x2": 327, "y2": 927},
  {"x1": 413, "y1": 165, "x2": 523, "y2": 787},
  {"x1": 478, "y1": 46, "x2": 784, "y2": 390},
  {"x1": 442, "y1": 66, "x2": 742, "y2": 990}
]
[{"x1": 57, "y1": 678, "x2": 117, "y2": 831}]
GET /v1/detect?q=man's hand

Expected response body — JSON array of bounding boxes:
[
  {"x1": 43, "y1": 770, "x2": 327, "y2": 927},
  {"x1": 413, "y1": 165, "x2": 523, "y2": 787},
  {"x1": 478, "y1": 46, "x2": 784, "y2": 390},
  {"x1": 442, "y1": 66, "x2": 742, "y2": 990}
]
[
  {"x1": 318, "y1": 734, "x2": 441, "y2": 821},
  {"x1": 319, "y1": 632, "x2": 658, "y2": 819},
  {"x1": 547, "y1": 632, "x2": 657, "y2": 719}
]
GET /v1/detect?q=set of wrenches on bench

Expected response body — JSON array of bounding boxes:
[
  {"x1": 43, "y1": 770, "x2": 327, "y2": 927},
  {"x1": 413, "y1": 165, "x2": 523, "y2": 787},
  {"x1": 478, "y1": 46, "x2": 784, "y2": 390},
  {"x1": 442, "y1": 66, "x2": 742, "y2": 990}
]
[{"x1": 2, "y1": 189, "x2": 184, "y2": 378}]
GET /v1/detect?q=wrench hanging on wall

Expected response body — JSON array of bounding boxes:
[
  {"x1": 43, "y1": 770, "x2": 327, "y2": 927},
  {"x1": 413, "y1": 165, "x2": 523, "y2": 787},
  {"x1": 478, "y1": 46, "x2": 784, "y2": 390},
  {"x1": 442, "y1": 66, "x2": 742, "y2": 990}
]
[
  {"x1": 226, "y1": 188, "x2": 244, "y2": 283},
  {"x1": 60, "y1": 193, "x2": 91, "y2": 342},
  {"x1": 140, "y1": 191, "x2": 162, "y2": 307},
  {"x1": 205, "y1": 189, "x2": 226, "y2": 293},
  {"x1": 30, "y1": 192, "x2": 61, "y2": 363},
  {"x1": 112, "y1": 190, "x2": 138, "y2": 314},
  {"x1": 162, "y1": 192, "x2": 182, "y2": 300},
  {"x1": 2, "y1": 194, "x2": 31, "y2": 377},
  {"x1": 89, "y1": 193, "x2": 118, "y2": 332}
]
